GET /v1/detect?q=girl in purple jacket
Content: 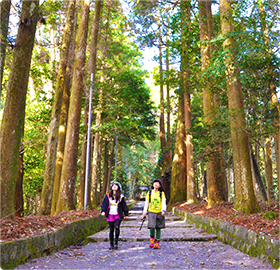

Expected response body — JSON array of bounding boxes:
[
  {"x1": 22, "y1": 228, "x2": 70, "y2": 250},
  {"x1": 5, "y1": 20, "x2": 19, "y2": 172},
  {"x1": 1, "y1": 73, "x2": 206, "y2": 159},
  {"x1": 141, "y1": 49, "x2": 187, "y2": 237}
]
[{"x1": 101, "y1": 182, "x2": 129, "y2": 250}]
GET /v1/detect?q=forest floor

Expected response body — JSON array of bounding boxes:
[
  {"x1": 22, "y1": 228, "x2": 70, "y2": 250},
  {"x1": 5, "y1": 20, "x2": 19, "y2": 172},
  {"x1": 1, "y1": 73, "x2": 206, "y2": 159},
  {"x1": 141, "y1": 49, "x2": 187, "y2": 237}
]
[
  {"x1": 0, "y1": 200, "x2": 279, "y2": 243},
  {"x1": 173, "y1": 199, "x2": 279, "y2": 240}
]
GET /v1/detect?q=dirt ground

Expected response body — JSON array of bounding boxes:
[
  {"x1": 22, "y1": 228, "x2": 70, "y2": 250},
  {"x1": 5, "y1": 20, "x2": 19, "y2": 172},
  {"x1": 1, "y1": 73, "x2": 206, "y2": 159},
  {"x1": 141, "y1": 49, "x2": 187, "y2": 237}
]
[{"x1": 1, "y1": 200, "x2": 279, "y2": 243}]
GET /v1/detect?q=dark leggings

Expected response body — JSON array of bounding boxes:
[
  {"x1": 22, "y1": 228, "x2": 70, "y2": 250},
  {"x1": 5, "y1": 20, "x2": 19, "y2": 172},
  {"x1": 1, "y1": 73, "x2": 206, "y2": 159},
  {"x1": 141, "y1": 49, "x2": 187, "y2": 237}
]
[{"x1": 108, "y1": 219, "x2": 121, "y2": 244}]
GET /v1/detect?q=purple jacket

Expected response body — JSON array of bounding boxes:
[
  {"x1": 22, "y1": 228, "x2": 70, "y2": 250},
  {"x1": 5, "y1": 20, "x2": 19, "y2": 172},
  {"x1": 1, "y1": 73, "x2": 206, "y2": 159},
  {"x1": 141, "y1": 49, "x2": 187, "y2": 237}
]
[{"x1": 101, "y1": 194, "x2": 129, "y2": 220}]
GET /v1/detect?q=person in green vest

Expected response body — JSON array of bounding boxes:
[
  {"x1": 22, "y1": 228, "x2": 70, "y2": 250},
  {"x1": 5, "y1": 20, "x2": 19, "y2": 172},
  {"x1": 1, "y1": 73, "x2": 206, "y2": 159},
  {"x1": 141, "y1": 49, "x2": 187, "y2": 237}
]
[{"x1": 142, "y1": 179, "x2": 166, "y2": 249}]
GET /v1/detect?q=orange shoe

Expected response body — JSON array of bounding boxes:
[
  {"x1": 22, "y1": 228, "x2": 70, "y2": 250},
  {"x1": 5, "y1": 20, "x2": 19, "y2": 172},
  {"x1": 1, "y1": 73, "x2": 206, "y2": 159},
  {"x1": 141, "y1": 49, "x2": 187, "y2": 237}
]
[
  {"x1": 153, "y1": 240, "x2": 159, "y2": 249},
  {"x1": 149, "y1": 237, "x2": 155, "y2": 248}
]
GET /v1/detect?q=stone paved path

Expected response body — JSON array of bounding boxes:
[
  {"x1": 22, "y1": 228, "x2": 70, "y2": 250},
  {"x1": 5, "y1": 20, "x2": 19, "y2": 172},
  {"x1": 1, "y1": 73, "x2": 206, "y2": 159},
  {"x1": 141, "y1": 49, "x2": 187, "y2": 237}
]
[{"x1": 15, "y1": 202, "x2": 274, "y2": 269}]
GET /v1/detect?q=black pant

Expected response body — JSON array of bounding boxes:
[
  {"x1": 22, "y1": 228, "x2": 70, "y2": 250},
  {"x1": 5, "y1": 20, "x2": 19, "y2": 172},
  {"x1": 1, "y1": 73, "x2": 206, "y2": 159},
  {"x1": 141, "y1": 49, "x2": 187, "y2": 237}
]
[{"x1": 108, "y1": 219, "x2": 121, "y2": 246}]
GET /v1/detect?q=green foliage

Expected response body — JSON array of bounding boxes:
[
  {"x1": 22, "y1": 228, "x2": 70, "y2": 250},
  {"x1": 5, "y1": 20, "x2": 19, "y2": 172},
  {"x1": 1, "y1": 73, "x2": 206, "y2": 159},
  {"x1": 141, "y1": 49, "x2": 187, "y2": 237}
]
[
  {"x1": 23, "y1": 96, "x2": 51, "y2": 214},
  {"x1": 259, "y1": 211, "x2": 278, "y2": 220}
]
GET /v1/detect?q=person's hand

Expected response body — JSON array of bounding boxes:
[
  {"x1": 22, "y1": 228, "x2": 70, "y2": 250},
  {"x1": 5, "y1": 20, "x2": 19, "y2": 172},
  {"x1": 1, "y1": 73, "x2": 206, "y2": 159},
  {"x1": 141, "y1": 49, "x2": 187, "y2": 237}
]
[
  {"x1": 101, "y1": 212, "x2": 105, "y2": 216},
  {"x1": 124, "y1": 216, "x2": 129, "y2": 219},
  {"x1": 162, "y1": 211, "x2": 165, "y2": 216},
  {"x1": 142, "y1": 214, "x2": 146, "y2": 219}
]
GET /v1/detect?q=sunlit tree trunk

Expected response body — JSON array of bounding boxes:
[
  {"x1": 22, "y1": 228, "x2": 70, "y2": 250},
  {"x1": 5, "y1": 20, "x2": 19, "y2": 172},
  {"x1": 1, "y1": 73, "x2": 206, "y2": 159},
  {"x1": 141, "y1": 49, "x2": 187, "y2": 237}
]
[
  {"x1": 185, "y1": 92, "x2": 197, "y2": 203},
  {"x1": 170, "y1": 96, "x2": 186, "y2": 204},
  {"x1": 15, "y1": 144, "x2": 24, "y2": 217},
  {"x1": 199, "y1": 0, "x2": 227, "y2": 207},
  {"x1": 271, "y1": 92, "x2": 280, "y2": 199},
  {"x1": 257, "y1": 0, "x2": 279, "y2": 199},
  {"x1": 220, "y1": 0, "x2": 259, "y2": 213},
  {"x1": 156, "y1": 1, "x2": 170, "y2": 202},
  {"x1": 85, "y1": 0, "x2": 102, "y2": 208},
  {"x1": 250, "y1": 145, "x2": 268, "y2": 202},
  {"x1": 0, "y1": 0, "x2": 11, "y2": 98},
  {"x1": 78, "y1": 104, "x2": 89, "y2": 209},
  {"x1": 0, "y1": 0, "x2": 39, "y2": 219},
  {"x1": 40, "y1": 0, "x2": 76, "y2": 215},
  {"x1": 51, "y1": 23, "x2": 77, "y2": 215},
  {"x1": 264, "y1": 138, "x2": 274, "y2": 205},
  {"x1": 181, "y1": 1, "x2": 197, "y2": 204},
  {"x1": 165, "y1": 16, "x2": 172, "y2": 204},
  {"x1": 56, "y1": 0, "x2": 90, "y2": 213},
  {"x1": 101, "y1": 140, "x2": 109, "y2": 200},
  {"x1": 107, "y1": 140, "x2": 115, "y2": 193},
  {"x1": 166, "y1": 21, "x2": 172, "y2": 166}
]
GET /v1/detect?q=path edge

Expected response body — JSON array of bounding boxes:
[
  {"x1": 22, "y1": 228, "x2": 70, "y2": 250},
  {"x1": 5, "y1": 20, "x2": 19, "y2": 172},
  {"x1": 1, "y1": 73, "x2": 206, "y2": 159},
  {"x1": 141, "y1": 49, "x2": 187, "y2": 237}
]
[
  {"x1": 0, "y1": 215, "x2": 107, "y2": 269},
  {"x1": 0, "y1": 201, "x2": 137, "y2": 269},
  {"x1": 173, "y1": 207, "x2": 279, "y2": 269}
]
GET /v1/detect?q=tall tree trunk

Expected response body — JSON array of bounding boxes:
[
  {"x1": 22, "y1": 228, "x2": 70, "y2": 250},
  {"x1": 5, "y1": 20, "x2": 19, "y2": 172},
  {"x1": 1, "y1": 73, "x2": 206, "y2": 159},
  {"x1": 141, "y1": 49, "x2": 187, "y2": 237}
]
[
  {"x1": 0, "y1": 0, "x2": 39, "y2": 219},
  {"x1": 185, "y1": 92, "x2": 197, "y2": 203},
  {"x1": 199, "y1": 0, "x2": 227, "y2": 207},
  {"x1": 170, "y1": 96, "x2": 186, "y2": 204},
  {"x1": 257, "y1": 0, "x2": 279, "y2": 199},
  {"x1": 78, "y1": 104, "x2": 89, "y2": 209},
  {"x1": 86, "y1": 0, "x2": 102, "y2": 208},
  {"x1": 166, "y1": 19, "x2": 172, "y2": 166},
  {"x1": 165, "y1": 15, "x2": 172, "y2": 204},
  {"x1": 157, "y1": 2, "x2": 169, "y2": 201},
  {"x1": 181, "y1": 1, "x2": 197, "y2": 204},
  {"x1": 101, "y1": 139, "x2": 109, "y2": 200},
  {"x1": 220, "y1": 0, "x2": 259, "y2": 213},
  {"x1": 271, "y1": 92, "x2": 280, "y2": 200},
  {"x1": 40, "y1": 0, "x2": 76, "y2": 215},
  {"x1": 56, "y1": 0, "x2": 90, "y2": 213},
  {"x1": 107, "y1": 140, "x2": 115, "y2": 193},
  {"x1": 250, "y1": 145, "x2": 268, "y2": 202},
  {"x1": 0, "y1": 0, "x2": 11, "y2": 99},
  {"x1": 92, "y1": 3, "x2": 110, "y2": 206},
  {"x1": 51, "y1": 24, "x2": 77, "y2": 215},
  {"x1": 15, "y1": 144, "x2": 24, "y2": 217},
  {"x1": 265, "y1": 138, "x2": 274, "y2": 205}
]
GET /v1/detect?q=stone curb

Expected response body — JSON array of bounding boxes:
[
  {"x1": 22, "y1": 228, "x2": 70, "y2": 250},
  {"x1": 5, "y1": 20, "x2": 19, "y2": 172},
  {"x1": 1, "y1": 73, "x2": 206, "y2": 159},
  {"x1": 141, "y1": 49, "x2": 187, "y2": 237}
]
[
  {"x1": 172, "y1": 207, "x2": 280, "y2": 269},
  {"x1": 0, "y1": 215, "x2": 107, "y2": 269},
  {"x1": 0, "y1": 201, "x2": 137, "y2": 269}
]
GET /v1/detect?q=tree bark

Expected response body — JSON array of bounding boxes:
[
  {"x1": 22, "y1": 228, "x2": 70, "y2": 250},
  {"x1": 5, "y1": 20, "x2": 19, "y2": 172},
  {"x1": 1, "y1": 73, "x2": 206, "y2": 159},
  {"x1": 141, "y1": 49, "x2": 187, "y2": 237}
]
[
  {"x1": 107, "y1": 140, "x2": 115, "y2": 193},
  {"x1": 40, "y1": 0, "x2": 76, "y2": 215},
  {"x1": 185, "y1": 92, "x2": 197, "y2": 203},
  {"x1": 15, "y1": 144, "x2": 24, "y2": 217},
  {"x1": 0, "y1": 0, "x2": 11, "y2": 99},
  {"x1": 264, "y1": 138, "x2": 274, "y2": 205},
  {"x1": 250, "y1": 145, "x2": 268, "y2": 202},
  {"x1": 86, "y1": 0, "x2": 102, "y2": 207},
  {"x1": 199, "y1": 0, "x2": 227, "y2": 207},
  {"x1": 56, "y1": 0, "x2": 90, "y2": 213},
  {"x1": 0, "y1": 0, "x2": 39, "y2": 219},
  {"x1": 101, "y1": 139, "x2": 109, "y2": 200},
  {"x1": 92, "y1": 3, "x2": 110, "y2": 206},
  {"x1": 220, "y1": 0, "x2": 259, "y2": 213},
  {"x1": 257, "y1": 0, "x2": 280, "y2": 199},
  {"x1": 51, "y1": 21, "x2": 77, "y2": 215},
  {"x1": 78, "y1": 104, "x2": 89, "y2": 209},
  {"x1": 180, "y1": 1, "x2": 197, "y2": 204},
  {"x1": 157, "y1": 1, "x2": 170, "y2": 202},
  {"x1": 165, "y1": 14, "x2": 172, "y2": 204},
  {"x1": 170, "y1": 96, "x2": 186, "y2": 204}
]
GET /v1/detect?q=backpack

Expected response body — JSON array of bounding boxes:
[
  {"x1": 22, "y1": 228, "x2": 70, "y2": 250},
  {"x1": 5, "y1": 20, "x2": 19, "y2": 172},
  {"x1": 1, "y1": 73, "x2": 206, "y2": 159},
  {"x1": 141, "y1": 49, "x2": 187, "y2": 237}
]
[{"x1": 149, "y1": 190, "x2": 162, "y2": 202}]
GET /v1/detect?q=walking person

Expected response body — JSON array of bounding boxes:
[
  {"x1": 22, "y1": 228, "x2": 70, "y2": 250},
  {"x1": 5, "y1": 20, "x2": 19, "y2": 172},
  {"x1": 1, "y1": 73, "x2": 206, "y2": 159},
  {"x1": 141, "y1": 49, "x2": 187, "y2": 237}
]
[
  {"x1": 142, "y1": 179, "x2": 166, "y2": 249},
  {"x1": 101, "y1": 182, "x2": 129, "y2": 250}
]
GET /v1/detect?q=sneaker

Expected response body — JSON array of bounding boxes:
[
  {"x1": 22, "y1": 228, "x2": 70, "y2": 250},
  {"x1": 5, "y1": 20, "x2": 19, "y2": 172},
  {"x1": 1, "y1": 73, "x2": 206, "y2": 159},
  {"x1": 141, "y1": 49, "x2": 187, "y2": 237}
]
[
  {"x1": 149, "y1": 237, "x2": 155, "y2": 248},
  {"x1": 114, "y1": 245, "x2": 118, "y2": 250},
  {"x1": 109, "y1": 245, "x2": 114, "y2": 250},
  {"x1": 153, "y1": 240, "x2": 159, "y2": 249}
]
